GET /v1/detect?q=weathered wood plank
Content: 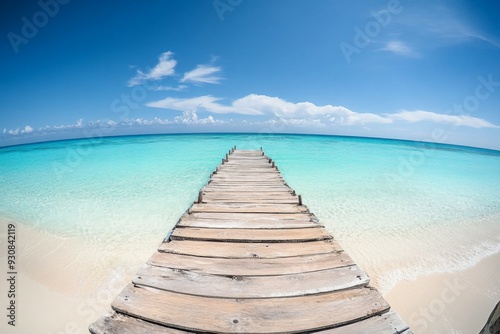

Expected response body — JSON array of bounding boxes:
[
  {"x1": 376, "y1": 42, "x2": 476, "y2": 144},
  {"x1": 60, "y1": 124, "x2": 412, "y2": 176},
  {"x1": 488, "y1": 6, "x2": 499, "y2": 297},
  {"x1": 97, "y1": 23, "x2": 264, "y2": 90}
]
[
  {"x1": 177, "y1": 217, "x2": 320, "y2": 229},
  {"x1": 158, "y1": 239, "x2": 343, "y2": 258},
  {"x1": 185, "y1": 212, "x2": 316, "y2": 221},
  {"x1": 171, "y1": 227, "x2": 332, "y2": 242},
  {"x1": 202, "y1": 193, "x2": 291, "y2": 198},
  {"x1": 203, "y1": 186, "x2": 292, "y2": 192},
  {"x1": 147, "y1": 252, "x2": 355, "y2": 276},
  {"x1": 202, "y1": 192, "x2": 296, "y2": 199},
  {"x1": 112, "y1": 284, "x2": 390, "y2": 333},
  {"x1": 211, "y1": 172, "x2": 281, "y2": 177},
  {"x1": 202, "y1": 198, "x2": 299, "y2": 204},
  {"x1": 316, "y1": 311, "x2": 412, "y2": 333},
  {"x1": 213, "y1": 169, "x2": 278, "y2": 173},
  {"x1": 207, "y1": 182, "x2": 287, "y2": 186},
  {"x1": 216, "y1": 167, "x2": 276, "y2": 171},
  {"x1": 210, "y1": 175, "x2": 281, "y2": 179},
  {"x1": 133, "y1": 264, "x2": 369, "y2": 298},
  {"x1": 89, "y1": 310, "x2": 189, "y2": 334},
  {"x1": 189, "y1": 203, "x2": 308, "y2": 213}
]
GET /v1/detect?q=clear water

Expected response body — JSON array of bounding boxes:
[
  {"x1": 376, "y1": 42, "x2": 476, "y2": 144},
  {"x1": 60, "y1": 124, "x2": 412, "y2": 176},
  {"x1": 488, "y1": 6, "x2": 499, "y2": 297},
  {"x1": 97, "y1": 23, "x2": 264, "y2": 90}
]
[{"x1": 1, "y1": 133, "x2": 499, "y2": 292}]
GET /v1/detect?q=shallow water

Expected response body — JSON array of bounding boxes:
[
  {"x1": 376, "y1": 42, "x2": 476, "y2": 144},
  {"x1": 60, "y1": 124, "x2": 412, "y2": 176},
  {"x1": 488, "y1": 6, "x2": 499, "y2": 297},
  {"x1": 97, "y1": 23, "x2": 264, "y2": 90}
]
[{"x1": 1, "y1": 133, "x2": 499, "y2": 293}]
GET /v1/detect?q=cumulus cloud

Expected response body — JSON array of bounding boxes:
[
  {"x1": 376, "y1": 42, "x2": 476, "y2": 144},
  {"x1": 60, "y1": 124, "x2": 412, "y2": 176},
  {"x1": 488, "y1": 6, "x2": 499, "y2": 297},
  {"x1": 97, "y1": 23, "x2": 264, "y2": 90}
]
[
  {"x1": 147, "y1": 94, "x2": 500, "y2": 129},
  {"x1": 146, "y1": 95, "x2": 248, "y2": 115},
  {"x1": 128, "y1": 51, "x2": 177, "y2": 87},
  {"x1": 174, "y1": 110, "x2": 219, "y2": 124},
  {"x1": 181, "y1": 65, "x2": 223, "y2": 84},
  {"x1": 147, "y1": 94, "x2": 392, "y2": 125},
  {"x1": 4, "y1": 125, "x2": 34, "y2": 136},
  {"x1": 388, "y1": 110, "x2": 499, "y2": 128}
]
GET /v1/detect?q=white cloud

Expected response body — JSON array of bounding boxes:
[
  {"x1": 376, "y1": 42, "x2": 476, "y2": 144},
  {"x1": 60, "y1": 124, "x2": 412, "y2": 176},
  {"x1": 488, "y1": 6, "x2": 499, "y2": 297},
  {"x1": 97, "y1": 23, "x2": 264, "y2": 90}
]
[
  {"x1": 153, "y1": 85, "x2": 187, "y2": 91},
  {"x1": 5, "y1": 125, "x2": 34, "y2": 136},
  {"x1": 388, "y1": 110, "x2": 499, "y2": 128},
  {"x1": 128, "y1": 51, "x2": 177, "y2": 87},
  {"x1": 173, "y1": 110, "x2": 218, "y2": 124},
  {"x1": 380, "y1": 41, "x2": 420, "y2": 57},
  {"x1": 181, "y1": 65, "x2": 223, "y2": 84},
  {"x1": 146, "y1": 95, "x2": 250, "y2": 115},
  {"x1": 147, "y1": 94, "x2": 392, "y2": 125},
  {"x1": 397, "y1": 8, "x2": 499, "y2": 48}
]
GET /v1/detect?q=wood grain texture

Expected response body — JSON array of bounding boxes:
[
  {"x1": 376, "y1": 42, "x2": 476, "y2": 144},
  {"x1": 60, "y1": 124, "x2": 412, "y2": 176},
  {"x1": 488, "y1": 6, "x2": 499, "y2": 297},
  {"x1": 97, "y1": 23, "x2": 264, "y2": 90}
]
[
  {"x1": 112, "y1": 284, "x2": 390, "y2": 333},
  {"x1": 158, "y1": 239, "x2": 343, "y2": 258},
  {"x1": 171, "y1": 227, "x2": 332, "y2": 242},
  {"x1": 147, "y1": 252, "x2": 355, "y2": 276},
  {"x1": 189, "y1": 203, "x2": 309, "y2": 213},
  {"x1": 89, "y1": 310, "x2": 189, "y2": 334},
  {"x1": 316, "y1": 311, "x2": 412, "y2": 333},
  {"x1": 176, "y1": 217, "x2": 321, "y2": 228},
  {"x1": 133, "y1": 264, "x2": 369, "y2": 298},
  {"x1": 185, "y1": 211, "x2": 317, "y2": 221}
]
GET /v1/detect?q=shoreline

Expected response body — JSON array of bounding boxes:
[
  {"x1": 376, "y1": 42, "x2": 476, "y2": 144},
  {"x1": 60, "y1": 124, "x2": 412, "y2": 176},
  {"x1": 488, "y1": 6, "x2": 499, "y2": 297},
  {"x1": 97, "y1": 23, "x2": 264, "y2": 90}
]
[
  {"x1": 0, "y1": 216, "x2": 498, "y2": 333},
  {"x1": 0, "y1": 217, "x2": 159, "y2": 334},
  {"x1": 384, "y1": 252, "x2": 500, "y2": 334}
]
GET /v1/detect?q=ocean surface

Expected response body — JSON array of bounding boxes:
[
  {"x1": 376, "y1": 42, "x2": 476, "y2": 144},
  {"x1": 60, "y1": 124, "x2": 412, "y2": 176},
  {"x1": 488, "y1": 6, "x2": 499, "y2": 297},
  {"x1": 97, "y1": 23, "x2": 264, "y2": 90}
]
[{"x1": 1, "y1": 133, "x2": 499, "y2": 293}]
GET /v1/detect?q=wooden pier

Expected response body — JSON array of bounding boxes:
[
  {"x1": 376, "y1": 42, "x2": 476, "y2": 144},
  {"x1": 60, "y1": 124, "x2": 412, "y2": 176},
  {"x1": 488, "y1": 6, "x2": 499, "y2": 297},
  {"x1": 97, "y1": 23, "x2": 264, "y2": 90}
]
[{"x1": 90, "y1": 149, "x2": 411, "y2": 333}]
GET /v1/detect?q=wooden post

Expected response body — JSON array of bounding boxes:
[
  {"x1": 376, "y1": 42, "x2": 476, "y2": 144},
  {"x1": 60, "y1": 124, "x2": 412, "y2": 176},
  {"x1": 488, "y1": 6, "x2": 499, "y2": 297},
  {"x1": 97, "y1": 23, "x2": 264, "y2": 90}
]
[
  {"x1": 269, "y1": 158, "x2": 272, "y2": 163},
  {"x1": 292, "y1": 190, "x2": 296, "y2": 196},
  {"x1": 298, "y1": 195, "x2": 302, "y2": 206},
  {"x1": 225, "y1": 153, "x2": 229, "y2": 162},
  {"x1": 260, "y1": 147, "x2": 262, "y2": 151},
  {"x1": 262, "y1": 151, "x2": 264, "y2": 156},
  {"x1": 197, "y1": 190, "x2": 203, "y2": 204},
  {"x1": 222, "y1": 158, "x2": 225, "y2": 164},
  {"x1": 272, "y1": 161, "x2": 275, "y2": 168}
]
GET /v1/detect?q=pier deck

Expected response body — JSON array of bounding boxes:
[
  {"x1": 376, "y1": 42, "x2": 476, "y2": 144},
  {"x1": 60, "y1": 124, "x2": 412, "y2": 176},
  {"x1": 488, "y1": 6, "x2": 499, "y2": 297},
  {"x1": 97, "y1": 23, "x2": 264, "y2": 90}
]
[{"x1": 90, "y1": 149, "x2": 411, "y2": 333}]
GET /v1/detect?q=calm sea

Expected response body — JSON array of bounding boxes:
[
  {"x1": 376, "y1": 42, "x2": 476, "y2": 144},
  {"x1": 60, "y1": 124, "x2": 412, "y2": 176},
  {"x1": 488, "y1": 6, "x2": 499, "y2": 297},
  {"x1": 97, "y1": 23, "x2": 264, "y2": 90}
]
[{"x1": 1, "y1": 133, "x2": 499, "y2": 292}]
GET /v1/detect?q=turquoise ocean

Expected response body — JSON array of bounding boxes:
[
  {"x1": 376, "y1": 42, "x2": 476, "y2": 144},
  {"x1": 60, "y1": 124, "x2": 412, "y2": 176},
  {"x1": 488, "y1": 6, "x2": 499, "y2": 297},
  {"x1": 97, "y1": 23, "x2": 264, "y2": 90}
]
[{"x1": 1, "y1": 133, "x2": 499, "y2": 293}]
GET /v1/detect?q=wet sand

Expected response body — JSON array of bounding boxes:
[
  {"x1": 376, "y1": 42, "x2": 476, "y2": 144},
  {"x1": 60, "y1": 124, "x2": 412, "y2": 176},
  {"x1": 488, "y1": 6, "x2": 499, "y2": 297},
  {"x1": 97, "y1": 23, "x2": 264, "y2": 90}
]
[{"x1": 385, "y1": 252, "x2": 500, "y2": 334}]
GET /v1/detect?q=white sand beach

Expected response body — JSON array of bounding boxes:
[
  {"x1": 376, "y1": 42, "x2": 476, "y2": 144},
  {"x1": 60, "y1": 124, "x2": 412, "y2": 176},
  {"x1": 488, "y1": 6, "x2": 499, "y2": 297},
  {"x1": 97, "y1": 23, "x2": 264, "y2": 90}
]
[
  {"x1": 385, "y1": 252, "x2": 500, "y2": 334},
  {"x1": 1, "y1": 216, "x2": 498, "y2": 333}
]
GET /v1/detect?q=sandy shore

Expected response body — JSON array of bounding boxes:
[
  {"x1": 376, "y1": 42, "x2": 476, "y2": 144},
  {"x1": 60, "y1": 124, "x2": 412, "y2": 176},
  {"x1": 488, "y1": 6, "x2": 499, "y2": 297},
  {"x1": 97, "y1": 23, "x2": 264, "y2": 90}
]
[
  {"x1": 1, "y1": 217, "x2": 498, "y2": 333},
  {"x1": 0, "y1": 218, "x2": 159, "y2": 334},
  {"x1": 384, "y1": 252, "x2": 500, "y2": 334}
]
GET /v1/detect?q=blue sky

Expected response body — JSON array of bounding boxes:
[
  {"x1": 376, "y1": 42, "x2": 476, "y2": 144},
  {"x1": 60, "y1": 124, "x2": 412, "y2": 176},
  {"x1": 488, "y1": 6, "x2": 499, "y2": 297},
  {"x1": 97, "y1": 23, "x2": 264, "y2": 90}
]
[{"x1": 1, "y1": 0, "x2": 500, "y2": 149}]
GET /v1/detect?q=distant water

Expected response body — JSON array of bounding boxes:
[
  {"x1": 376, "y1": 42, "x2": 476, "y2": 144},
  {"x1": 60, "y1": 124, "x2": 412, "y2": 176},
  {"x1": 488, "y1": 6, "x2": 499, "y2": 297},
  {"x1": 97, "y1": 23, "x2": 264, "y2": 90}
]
[{"x1": 1, "y1": 133, "x2": 499, "y2": 292}]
